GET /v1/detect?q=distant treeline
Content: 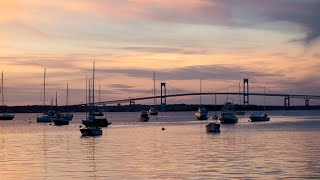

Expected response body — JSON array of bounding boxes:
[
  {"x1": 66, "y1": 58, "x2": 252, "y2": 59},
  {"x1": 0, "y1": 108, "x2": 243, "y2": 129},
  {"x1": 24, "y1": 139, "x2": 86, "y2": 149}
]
[{"x1": 2, "y1": 104, "x2": 320, "y2": 113}]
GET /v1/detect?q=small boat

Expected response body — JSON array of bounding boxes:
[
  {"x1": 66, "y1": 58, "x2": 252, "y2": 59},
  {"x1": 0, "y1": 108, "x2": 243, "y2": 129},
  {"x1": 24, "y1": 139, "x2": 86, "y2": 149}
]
[
  {"x1": 80, "y1": 126, "x2": 102, "y2": 136},
  {"x1": 148, "y1": 107, "x2": 158, "y2": 115},
  {"x1": 0, "y1": 113, "x2": 15, "y2": 120},
  {"x1": 138, "y1": 110, "x2": 150, "y2": 122},
  {"x1": 0, "y1": 73, "x2": 15, "y2": 121},
  {"x1": 219, "y1": 99, "x2": 238, "y2": 124},
  {"x1": 82, "y1": 62, "x2": 111, "y2": 128},
  {"x1": 195, "y1": 106, "x2": 208, "y2": 120},
  {"x1": 206, "y1": 120, "x2": 221, "y2": 133},
  {"x1": 82, "y1": 111, "x2": 111, "y2": 127},
  {"x1": 250, "y1": 112, "x2": 270, "y2": 122},
  {"x1": 53, "y1": 113, "x2": 69, "y2": 125},
  {"x1": 37, "y1": 109, "x2": 56, "y2": 123}
]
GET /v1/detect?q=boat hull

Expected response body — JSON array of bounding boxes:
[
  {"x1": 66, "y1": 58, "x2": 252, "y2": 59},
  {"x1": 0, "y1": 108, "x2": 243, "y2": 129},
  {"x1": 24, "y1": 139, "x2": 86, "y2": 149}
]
[
  {"x1": 219, "y1": 117, "x2": 238, "y2": 124},
  {"x1": 206, "y1": 123, "x2": 220, "y2": 133},
  {"x1": 250, "y1": 117, "x2": 270, "y2": 122},
  {"x1": 82, "y1": 119, "x2": 111, "y2": 127},
  {"x1": 138, "y1": 116, "x2": 150, "y2": 122},
  {"x1": 80, "y1": 127, "x2": 102, "y2": 136},
  {"x1": 0, "y1": 114, "x2": 15, "y2": 120},
  {"x1": 37, "y1": 116, "x2": 52, "y2": 123},
  {"x1": 196, "y1": 116, "x2": 208, "y2": 120},
  {"x1": 53, "y1": 119, "x2": 69, "y2": 125}
]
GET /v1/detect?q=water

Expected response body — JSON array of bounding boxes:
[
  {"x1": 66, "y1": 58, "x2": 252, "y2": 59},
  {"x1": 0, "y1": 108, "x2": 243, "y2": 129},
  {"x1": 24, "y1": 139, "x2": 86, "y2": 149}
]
[{"x1": 1, "y1": 110, "x2": 320, "y2": 179}]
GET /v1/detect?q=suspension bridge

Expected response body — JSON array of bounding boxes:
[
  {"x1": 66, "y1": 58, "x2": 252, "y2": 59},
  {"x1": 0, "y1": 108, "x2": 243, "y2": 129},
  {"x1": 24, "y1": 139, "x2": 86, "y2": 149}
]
[{"x1": 87, "y1": 79, "x2": 320, "y2": 109}]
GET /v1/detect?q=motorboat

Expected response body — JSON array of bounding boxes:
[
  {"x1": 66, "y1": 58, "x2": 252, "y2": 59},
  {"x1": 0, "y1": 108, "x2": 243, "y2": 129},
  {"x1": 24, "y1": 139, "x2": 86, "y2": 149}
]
[
  {"x1": 82, "y1": 111, "x2": 111, "y2": 127},
  {"x1": 250, "y1": 112, "x2": 270, "y2": 122},
  {"x1": 206, "y1": 120, "x2": 221, "y2": 133},
  {"x1": 195, "y1": 106, "x2": 208, "y2": 120},
  {"x1": 80, "y1": 126, "x2": 102, "y2": 136},
  {"x1": 138, "y1": 110, "x2": 150, "y2": 122},
  {"x1": 219, "y1": 99, "x2": 238, "y2": 124}
]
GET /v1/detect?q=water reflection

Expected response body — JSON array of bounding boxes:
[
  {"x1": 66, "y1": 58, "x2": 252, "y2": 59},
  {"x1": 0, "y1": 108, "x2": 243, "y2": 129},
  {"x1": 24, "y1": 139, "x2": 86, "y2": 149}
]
[{"x1": 0, "y1": 111, "x2": 319, "y2": 179}]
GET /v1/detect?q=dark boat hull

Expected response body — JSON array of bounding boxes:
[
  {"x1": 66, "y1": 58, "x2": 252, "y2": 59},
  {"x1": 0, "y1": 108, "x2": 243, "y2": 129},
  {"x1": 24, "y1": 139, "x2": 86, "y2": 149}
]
[
  {"x1": 148, "y1": 112, "x2": 158, "y2": 115},
  {"x1": 219, "y1": 118, "x2": 238, "y2": 124},
  {"x1": 82, "y1": 119, "x2": 111, "y2": 127},
  {"x1": 250, "y1": 117, "x2": 270, "y2": 122},
  {"x1": 206, "y1": 123, "x2": 220, "y2": 133},
  {"x1": 0, "y1": 115, "x2": 15, "y2": 120},
  {"x1": 138, "y1": 116, "x2": 150, "y2": 122},
  {"x1": 197, "y1": 116, "x2": 208, "y2": 120},
  {"x1": 53, "y1": 119, "x2": 69, "y2": 125},
  {"x1": 80, "y1": 128, "x2": 102, "y2": 136}
]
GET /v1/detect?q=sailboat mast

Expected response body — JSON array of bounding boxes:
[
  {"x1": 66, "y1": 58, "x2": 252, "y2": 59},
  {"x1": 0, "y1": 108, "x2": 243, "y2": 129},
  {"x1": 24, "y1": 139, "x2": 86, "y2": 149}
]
[
  {"x1": 66, "y1": 82, "x2": 69, "y2": 112},
  {"x1": 153, "y1": 72, "x2": 156, "y2": 107},
  {"x1": 200, "y1": 79, "x2": 202, "y2": 105},
  {"x1": 44, "y1": 68, "x2": 46, "y2": 106},
  {"x1": 1, "y1": 72, "x2": 3, "y2": 107},
  {"x1": 99, "y1": 84, "x2": 101, "y2": 102},
  {"x1": 55, "y1": 91, "x2": 57, "y2": 107},
  {"x1": 89, "y1": 78, "x2": 91, "y2": 110},
  {"x1": 264, "y1": 86, "x2": 266, "y2": 111},
  {"x1": 92, "y1": 61, "x2": 95, "y2": 111}
]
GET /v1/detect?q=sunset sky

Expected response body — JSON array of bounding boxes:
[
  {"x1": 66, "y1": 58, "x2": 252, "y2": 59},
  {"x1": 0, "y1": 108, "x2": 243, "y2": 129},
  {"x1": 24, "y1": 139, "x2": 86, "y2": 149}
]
[{"x1": 0, "y1": 0, "x2": 320, "y2": 106}]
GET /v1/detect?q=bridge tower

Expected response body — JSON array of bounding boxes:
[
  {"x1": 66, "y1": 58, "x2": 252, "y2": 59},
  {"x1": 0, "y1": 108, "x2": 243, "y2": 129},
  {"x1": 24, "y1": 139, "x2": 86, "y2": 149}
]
[
  {"x1": 243, "y1": 79, "x2": 249, "y2": 107},
  {"x1": 305, "y1": 99, "x2": 310, "y2": 109},
  {"x1": 284, "y1": 96, "x2": 290, "y2": 109},
  {"x1": 160, "y1": 82, "x2": 166, "y2": 108}
]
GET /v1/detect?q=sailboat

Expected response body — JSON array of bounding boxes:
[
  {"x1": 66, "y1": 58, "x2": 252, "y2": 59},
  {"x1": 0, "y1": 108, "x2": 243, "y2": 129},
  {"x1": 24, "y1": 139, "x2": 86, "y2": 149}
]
[
  {"x1": 0, "y1": 72, "x2": 15, "y2": 120},
  {"x1": 37, "y1": 68, "x2": 54, "y2": 123},
  {"x1": 250, "y1": 87, "x2": 270, "y2": 122},
  {"x1": 148, "y1": 72, "x2": 158, "y2": 115},
  {"x1": 81, "y1": 61, "x2": 110, "y2": 136},
  {"x1": 195, "y1": 79, "x2": 208, "y2": 120},
  {"x1": 52, "y1": 91, "x2": 70, "y2": 126},
  {"x1": 62, "y1": 83, "x2": 73, "y2": 121}
]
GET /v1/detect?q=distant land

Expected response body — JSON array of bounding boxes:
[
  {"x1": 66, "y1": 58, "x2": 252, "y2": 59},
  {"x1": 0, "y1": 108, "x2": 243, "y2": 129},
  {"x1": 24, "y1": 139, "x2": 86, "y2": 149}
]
[{"x1": 2, "y1": 104, "x2": 320, "y2": 113}]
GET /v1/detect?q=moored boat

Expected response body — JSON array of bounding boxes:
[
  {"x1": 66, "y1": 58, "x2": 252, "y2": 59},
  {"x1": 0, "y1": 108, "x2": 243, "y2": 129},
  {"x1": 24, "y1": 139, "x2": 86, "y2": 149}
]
[
  {"x1": 250, "y1": 112, "x2": 270, "y2": 122},
  {"x1": 206, "y1": 120, "x2": 221, "y2": 133},
  {"x1": 82, "y1": 111, "x2": 111, "y2": 127},
  {"x1": 195, "y1": 106, "x2": 208, "y2": 120},
  {"x1": 138, "y1": 110, "x2": 150, "y2": 122},
  {"x1": 80, "y1": 126, "x2": 102, "y2": 136},
  {"x1": 0, "y1": 113, "x2": 15, "y2": 120},
  {"x1": 219, "y1": 99, "x2": 238, "y2": 124},
  {"x1": 53, "y1": 113, "x2": 69, "y2": 125}
]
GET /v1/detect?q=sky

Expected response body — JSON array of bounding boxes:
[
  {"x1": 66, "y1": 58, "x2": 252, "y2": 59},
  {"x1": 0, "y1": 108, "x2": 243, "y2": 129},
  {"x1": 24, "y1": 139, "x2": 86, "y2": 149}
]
[{"x1": 0, "y1": 0, "x2": 320, "y2": 106}]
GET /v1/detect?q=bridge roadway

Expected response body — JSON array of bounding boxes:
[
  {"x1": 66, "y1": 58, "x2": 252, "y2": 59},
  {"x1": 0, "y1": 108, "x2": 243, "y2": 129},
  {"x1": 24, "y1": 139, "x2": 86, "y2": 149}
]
[{"x1": 87, "y1": 92, "x2": 320, "y2": 106}]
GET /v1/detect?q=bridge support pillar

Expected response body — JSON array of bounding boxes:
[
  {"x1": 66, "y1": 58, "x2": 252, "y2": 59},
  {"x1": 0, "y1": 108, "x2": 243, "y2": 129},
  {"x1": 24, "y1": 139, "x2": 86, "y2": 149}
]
[
  {"x1": 129, "y1": 100, "x2": 135, "y2": 106},
  {"x1": 305, "y1": 99, "x2": 310, "y2": 109},
  {"x1": 243, "y1": 79, "x2": 249, "y2": 108},
  {"x1": 161, "y1": 82, "x2": 166, "y2": 110},
  {"x1": 284, "y1": 96, "x2": 290, "y2": 110}
]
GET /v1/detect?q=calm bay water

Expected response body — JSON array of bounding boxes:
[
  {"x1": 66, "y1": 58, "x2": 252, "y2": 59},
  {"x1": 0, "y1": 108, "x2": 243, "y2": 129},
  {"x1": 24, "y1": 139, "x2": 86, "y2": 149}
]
[{"x1": 1, "y1": 110, "x2": 320, "y2": 179}]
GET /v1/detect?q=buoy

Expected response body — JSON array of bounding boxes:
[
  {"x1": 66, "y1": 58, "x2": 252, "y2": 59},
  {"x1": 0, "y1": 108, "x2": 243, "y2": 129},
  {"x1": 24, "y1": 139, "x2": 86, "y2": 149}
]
[
  {"x1": 162, "y1": 127, "x2": 165, "y2": 131},
  {"x1": 29, "y1": 121, "x2": 31, "y2": 123},
  {"x1": 79, "y1": 125, "x2": 82, "y2": 128},
  {"x1": 49, "y1": 123, "x2": 52, "y2": 125}
]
